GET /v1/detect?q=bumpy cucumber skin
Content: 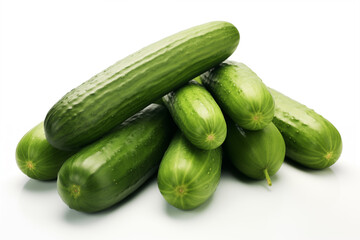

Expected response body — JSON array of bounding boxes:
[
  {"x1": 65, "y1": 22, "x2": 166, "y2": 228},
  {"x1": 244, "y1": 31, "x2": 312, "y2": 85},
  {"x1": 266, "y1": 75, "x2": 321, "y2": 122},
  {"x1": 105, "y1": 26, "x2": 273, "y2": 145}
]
[
  {"x1": 45, "y1": 21, "x2": 240, "y2": 151},
  {"x1": 224, "y1": 119, "x2": 285, "y2": 183},
  {"x1": 157, "y1": 132, "x2": 222, "y2": 210},
  {"x1": 269, "y1": 88, "x2": 342, "y2": 169},
  {"x1": 163, "y1": 80, "x2": 227, "y2": 150},
  {"x1": 201, "y1": 61, "x2": 274, "y2": 130},
  {"x1": 15, "y1": 122, "x2": 74, "y2": 180},
  {"x1": 57, "y1": 104, "x2": 175, "y2": 213}
]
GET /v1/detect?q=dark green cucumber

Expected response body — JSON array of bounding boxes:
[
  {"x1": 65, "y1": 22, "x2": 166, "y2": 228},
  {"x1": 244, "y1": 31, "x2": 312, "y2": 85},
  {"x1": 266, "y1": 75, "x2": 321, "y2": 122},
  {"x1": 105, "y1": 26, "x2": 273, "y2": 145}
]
[
  {"x1": 45, "y1": 21, "x2": 240, "y2": 151},
  {"x1": 201, "y1": 61, "x2": 274, "y2": 130},
  {"x1": 157, "y1": 132, "x2": 222, "y2": 210},
  {"x1": 57, "y1": 104, "x2": 175, "y2": 212},
  {"x1": 224, "y1": 119, "x2": 285, "y2": 186},
  {"x1": 162, "y1": 80, "x2": 226, "y2": 150},
  {"x1": 268, "y1": 88, "x2": 342, "y2": 169},
  {"x1": 15, "y1": 122, "x2": 74, "y2": 180}
]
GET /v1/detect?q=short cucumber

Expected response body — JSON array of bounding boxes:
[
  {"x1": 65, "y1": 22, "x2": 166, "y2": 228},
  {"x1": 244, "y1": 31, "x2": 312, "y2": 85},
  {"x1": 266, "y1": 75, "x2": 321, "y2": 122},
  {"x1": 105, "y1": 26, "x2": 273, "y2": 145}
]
[
  {"x1": 57, "y1": 104, "x2": 175, "y2": 212},
  {"x1": 15, "y1": 122, "x2": 74, "y2": 180},
  {"x1": 269, "y1": 88, "x2": 342, "y2": 169},
  {"x1": 224, "y1": 119, "x2": 285, "y2": 186},
  {"x1": 157, "y1": 132, "x2": 222, "y2": 210},
  {"x1": 45, "y1": 21, "x2": 240, "y2": 151},
  {"x1": 201, "y1": 61, "x2": 274, "y2": 130},
  {"x1": 162, "y1": 80, "x2": 226, "y2": 150}
]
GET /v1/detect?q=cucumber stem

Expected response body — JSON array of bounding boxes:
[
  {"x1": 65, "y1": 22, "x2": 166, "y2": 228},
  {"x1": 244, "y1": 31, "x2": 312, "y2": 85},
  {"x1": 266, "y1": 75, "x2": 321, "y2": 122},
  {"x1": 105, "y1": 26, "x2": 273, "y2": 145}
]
[
  {"x1": 175, "y1": 185, "x2": 186, "y2": 196},
  {"x1": 206, "y1": 133, "x2": 215, "y2": 142},
  {"x1": 70, "y1": 184, "x2": 81, "y2": 199},
  {"x1": 26, "y1": 160, "x2": 35, "y2": 170},
  {"x1": 264, "y1": 169, "x2": 272, "y2": 186}
]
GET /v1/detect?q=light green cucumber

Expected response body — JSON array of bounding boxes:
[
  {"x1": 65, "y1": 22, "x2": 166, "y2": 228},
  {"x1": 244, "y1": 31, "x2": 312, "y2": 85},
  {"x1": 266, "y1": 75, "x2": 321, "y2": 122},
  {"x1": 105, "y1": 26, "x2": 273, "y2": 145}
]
[
  {"x1": 16, "y1": 122, "x2": 74, "y2": 180},
  {"x1": 157, "y1": 132, "x2": 222, "y2": 210},
  {"x1": 201, "y1": 61, "x2": 274, "y2": 130},
  {"x1": 163, "y1": 80, "x2": 226, "y2": 150}
]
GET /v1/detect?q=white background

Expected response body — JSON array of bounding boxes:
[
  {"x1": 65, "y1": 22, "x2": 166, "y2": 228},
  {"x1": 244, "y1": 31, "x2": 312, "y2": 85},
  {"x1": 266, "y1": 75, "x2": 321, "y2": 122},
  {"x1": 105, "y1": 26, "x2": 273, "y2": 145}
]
[{"x1": 1, "y1": 0, "x2": 360, "y2": 239}]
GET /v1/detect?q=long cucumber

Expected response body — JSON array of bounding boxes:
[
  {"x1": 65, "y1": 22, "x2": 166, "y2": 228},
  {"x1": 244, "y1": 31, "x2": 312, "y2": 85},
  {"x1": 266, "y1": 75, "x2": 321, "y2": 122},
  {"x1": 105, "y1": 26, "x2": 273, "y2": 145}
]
[
  {"x1": 45, "y1": 21, "x2": 240, "y2": 151},
  {"x1": 57, "y1": 104, "x2": 175, "y2": 212}
]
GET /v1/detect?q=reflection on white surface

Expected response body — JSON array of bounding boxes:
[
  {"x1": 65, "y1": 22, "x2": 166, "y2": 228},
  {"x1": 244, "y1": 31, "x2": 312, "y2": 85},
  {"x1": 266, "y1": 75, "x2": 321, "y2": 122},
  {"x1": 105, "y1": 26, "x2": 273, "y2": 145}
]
[{"x1": 7, "y1": 161, "x2": 359, "y2": 240}]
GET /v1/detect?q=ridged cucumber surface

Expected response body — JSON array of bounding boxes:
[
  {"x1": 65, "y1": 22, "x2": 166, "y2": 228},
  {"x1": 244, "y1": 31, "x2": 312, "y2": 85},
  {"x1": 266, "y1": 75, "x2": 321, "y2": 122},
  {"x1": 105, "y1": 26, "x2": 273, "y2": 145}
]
[
  {"x1": 224, "y1": 119, "x2": 285, "y2": 186},
  {"x1": 15, "y1": 122, "x2": 74, "y2": 180},
  {"x1": 201, "y1": 61, "x2": 274, "y2": 130},
  {"x1": 45, "y1": 21, "x2": 240, "y2": 151},
  {"x1": 269, "y1": 88, "x2": 342, "y2": 169},
  {"x1": 57, "y1": 104, "x2": 175, "y2": 212},
  {"x1": 157, "y1": 132, "x2": 222, "y2": 210},
  {"x1": 163, "y1": 80, "x2": 226, "y2": 150}
]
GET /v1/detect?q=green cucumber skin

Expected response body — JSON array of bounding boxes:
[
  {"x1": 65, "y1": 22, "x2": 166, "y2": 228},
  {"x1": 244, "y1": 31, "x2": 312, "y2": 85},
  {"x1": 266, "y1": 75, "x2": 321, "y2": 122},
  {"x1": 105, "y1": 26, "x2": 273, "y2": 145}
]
[
  {"x1": 45, "y1": 21, "x2": 240, "y2": 151},
  {"x1": 163, "y1": 80, "x2": 227, "y2": 150},
  {"x1": 201, "y1": 61, "x2": 274, "y2": 130},
  {"x1": 157, "y1": 132, "x2": 222, "y2": 210},
  {"x1": 57, "y1": 104, "x2": 175, "y2": 213},
  {"x1": 224, "y1": 119, "x2": 285, "y2": 183},
  {"x1": 269, "y1": 88, "x2": 342, "y2": 169},
  {"x1": 15, "y1": 122, "x2": 74, "y2": 180}
]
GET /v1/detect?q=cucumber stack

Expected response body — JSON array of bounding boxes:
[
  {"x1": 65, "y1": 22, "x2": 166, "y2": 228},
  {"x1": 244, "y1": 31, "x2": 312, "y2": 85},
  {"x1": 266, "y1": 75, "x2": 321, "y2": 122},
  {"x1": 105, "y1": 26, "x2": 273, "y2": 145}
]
[
  {"x1": 201, "y1": 61, "x2": 285, "y2": 186},
  {"x1": 15, "y1": 21, "x2": 342, "y2": 213}
]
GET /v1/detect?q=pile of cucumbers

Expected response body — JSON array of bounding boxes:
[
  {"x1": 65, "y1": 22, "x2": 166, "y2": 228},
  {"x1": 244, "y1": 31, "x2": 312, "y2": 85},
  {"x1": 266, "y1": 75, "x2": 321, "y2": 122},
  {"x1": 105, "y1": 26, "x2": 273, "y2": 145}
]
[{"x1": 16, "y1": 21, "x2": 342, "y2": 212}]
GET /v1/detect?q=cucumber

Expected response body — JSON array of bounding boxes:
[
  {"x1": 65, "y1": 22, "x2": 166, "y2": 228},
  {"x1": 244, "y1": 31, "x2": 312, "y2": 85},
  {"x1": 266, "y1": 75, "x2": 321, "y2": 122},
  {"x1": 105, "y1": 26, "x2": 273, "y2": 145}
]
[
  {"x1": 15, "y1": 122, "x2": 74, "y2": 180},
  {"x1": 57, "y1": 104, "x2": 175, "y2": 212},
  {"x1": 224, "y1": 119, "x2": 285, "y2": 186},
  {"x1": 162, "y1": 80, "x2": 226, "y2": 150},
  {"x1": 45, "y1": 21, "x2": 240, "y2": 151},
  {"x1": 157, "y1": 132, "x2": 222, "y2": 210},
  {"x1": 201, "y1": 61, "x2": 274, "y2": 130},
  {"x1": 268, "y1": 88, "x2": 342, "y2": 169}
]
